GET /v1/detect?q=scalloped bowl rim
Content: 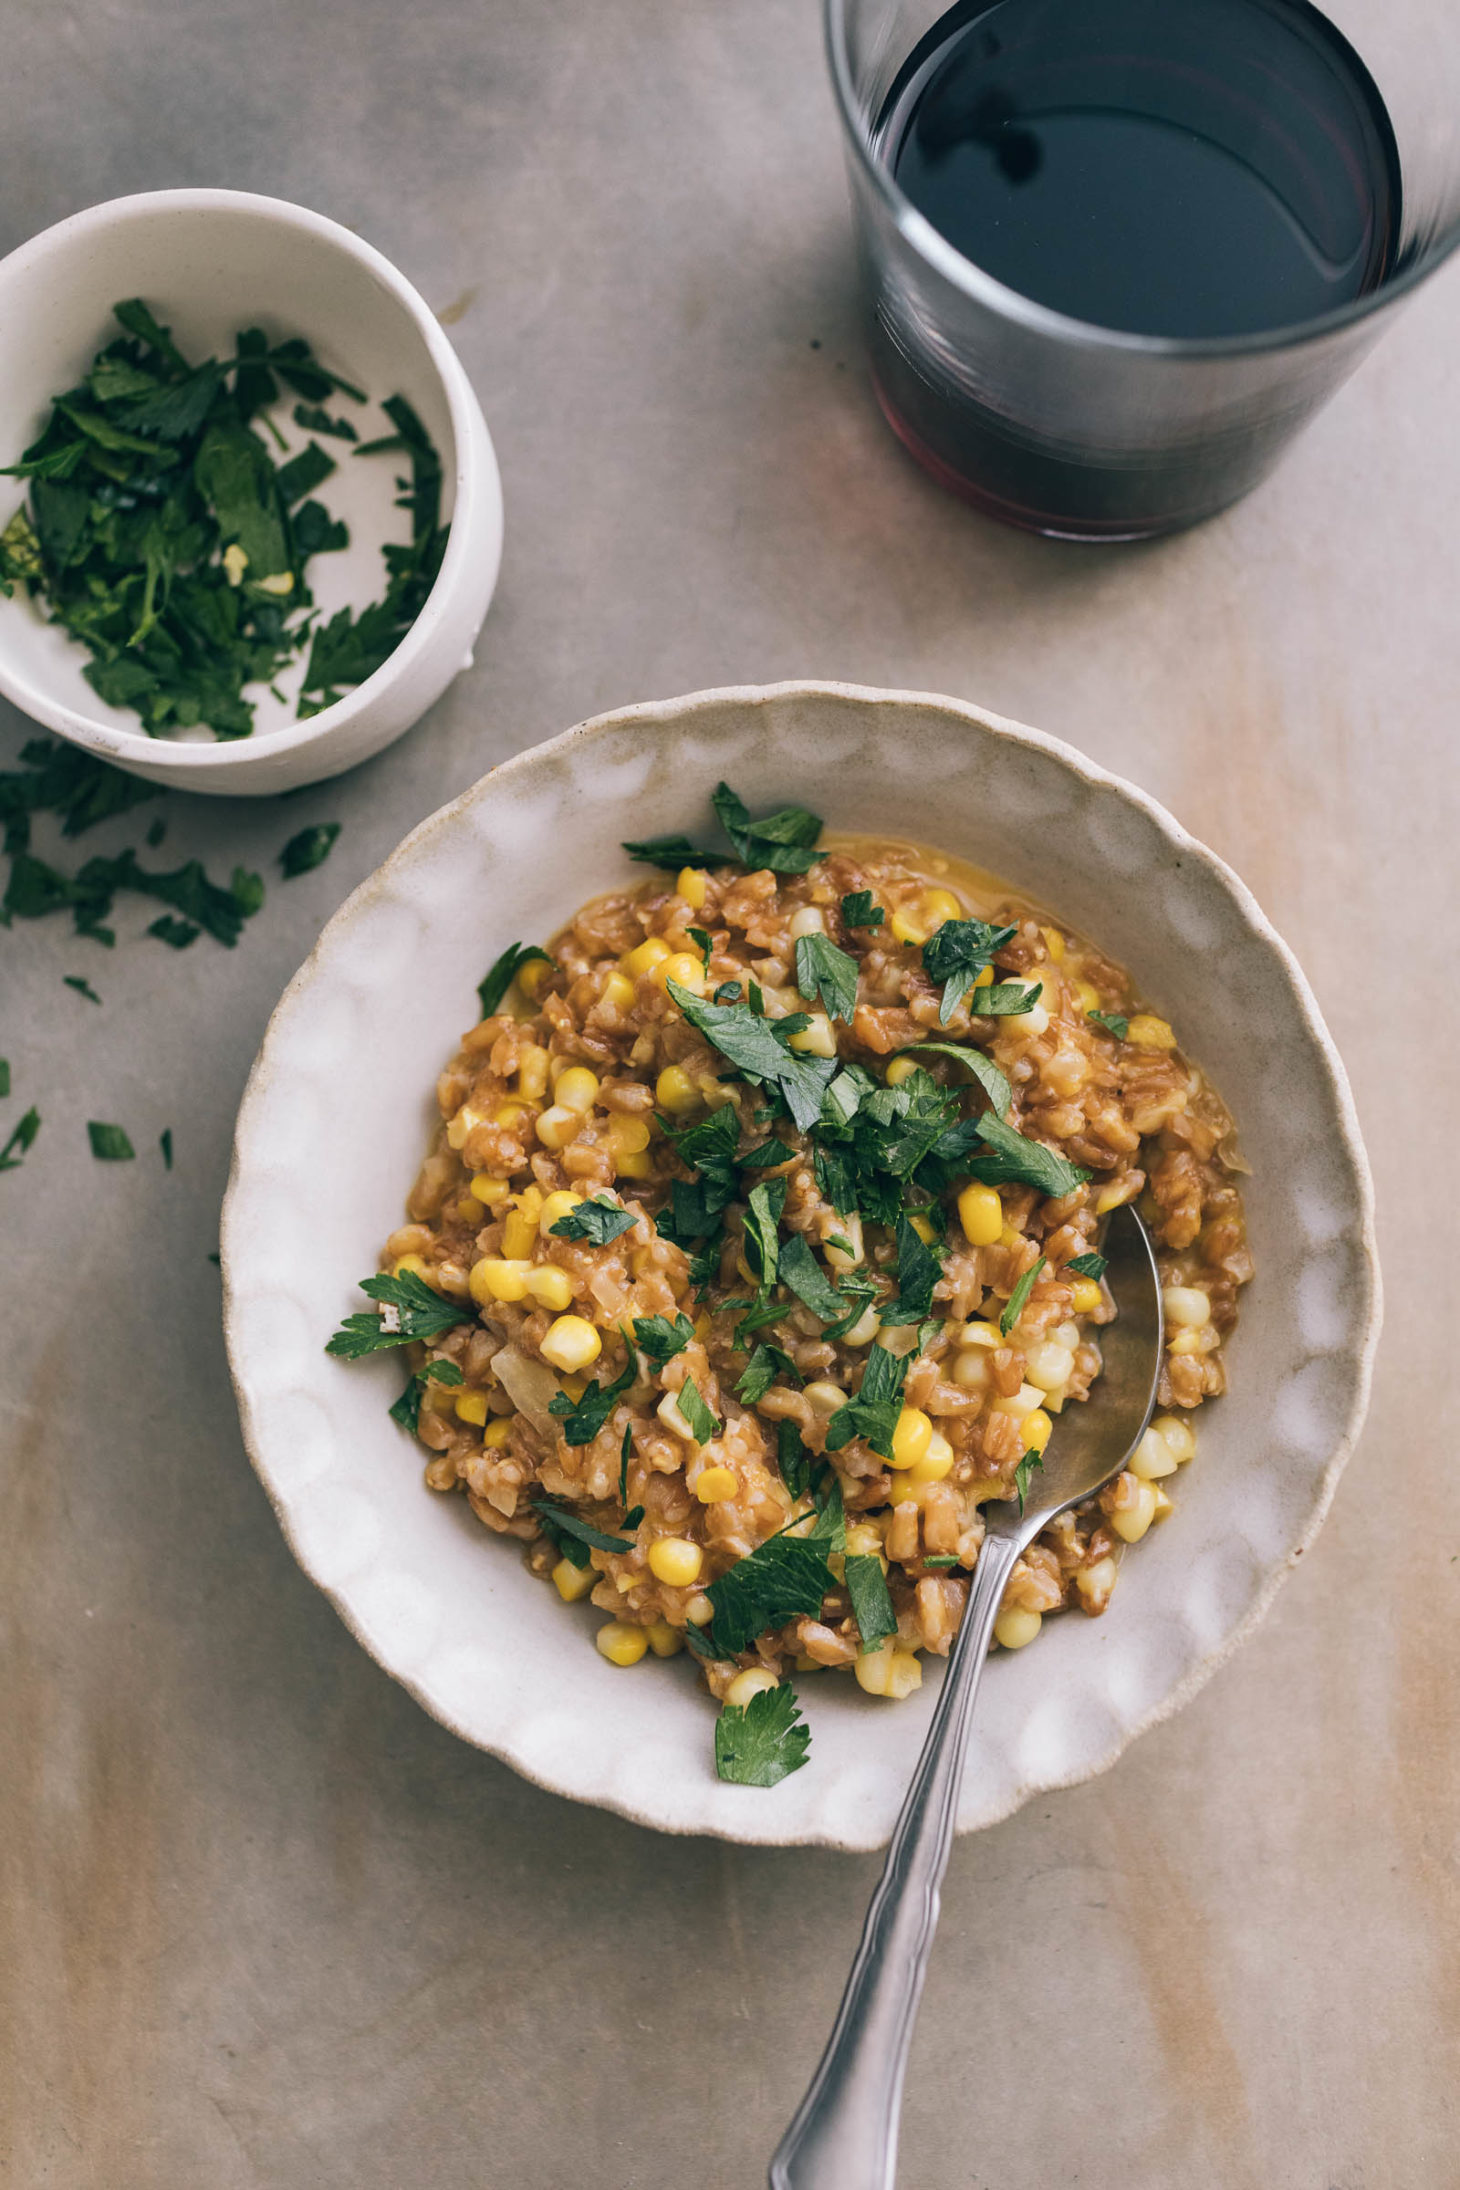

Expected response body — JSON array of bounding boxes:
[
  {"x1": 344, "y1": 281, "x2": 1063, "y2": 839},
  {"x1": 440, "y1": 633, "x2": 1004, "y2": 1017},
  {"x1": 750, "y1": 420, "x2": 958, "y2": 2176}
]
[{"x1": 221, "y1": 681, "x2": 1381, "y2": 1850}]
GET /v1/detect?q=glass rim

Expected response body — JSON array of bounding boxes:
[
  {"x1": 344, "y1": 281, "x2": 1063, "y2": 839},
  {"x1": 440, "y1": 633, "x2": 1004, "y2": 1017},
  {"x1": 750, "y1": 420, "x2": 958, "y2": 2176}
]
[{"x1": 824, "y1": 0, "x2": 1460, "y2": 361}]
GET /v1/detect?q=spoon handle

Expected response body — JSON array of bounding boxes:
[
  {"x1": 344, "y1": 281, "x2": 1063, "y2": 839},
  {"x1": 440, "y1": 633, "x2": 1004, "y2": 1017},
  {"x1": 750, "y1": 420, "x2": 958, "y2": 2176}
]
[{"x1": 768, "y1": 1531, "x2": 1024, "y2": 2190}]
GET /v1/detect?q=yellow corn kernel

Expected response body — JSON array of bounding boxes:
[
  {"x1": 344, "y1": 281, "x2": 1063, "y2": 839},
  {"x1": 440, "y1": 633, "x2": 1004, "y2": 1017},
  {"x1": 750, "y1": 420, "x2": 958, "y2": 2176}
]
[
  {"x1": 469, "y1": 1256, "x2": 532, "y2": 1304},
  {"x1": 803, "y1": 1380, "x2": 847, "y2": 1416},
  {"x1": 1074, "y1": 979, "x2": 1101, "y2": 1013},
  {"x1": 600, "y1": 969, "x2": 636, "y2": 1013},
  {"x1": 842, "y1": 1305, "x2": 881, "y2": 1348},
  {"x1": 516, "y1": 1044, "x2": 550, "y2": 1102},
  {"x1": 392, "y1": 1252, "x2": 433, "y2": 1284},
  {"x1": 951, "y1": 1348, "x2": 990, "y2": 1391},
  {"x1": 1130, "y1": 1427, "x2": 1179, "y2": 1481},
  {"x1": 955, "y1": 1320, "x2": 1003, "y2": 1348},
  {"x1": 656, "y1": 1064, "x2": 701, "y2": 1116},
  {"x1": 1022, "y1": 1408, "x2": 1053, "y2": 1455},
  {"x1": 516, "y1": 956, "x2": 551, "y2": 1002},
  {"x1": 890, "y1": 1407, "x2": 933, "y2": 1470},
  {"x1": 889, "y1": 904, "x2": 929, "y2": 947},
  {"x1": 534, "y1": 1105, "x2": 578, "y2": 1151},
  {"x1": 972, "y1": 963, "x2": 995, "y2": 990},
  {"x1": 646, "y1": 1618, "x2": 684, "y2": 1657},
  {"x1": 454, "y1": 1390, "x2": 489, "y2": 1426},
  {"x1": 622, "y1": 936, "x2": 672, "y2": 979},
  {"x1": 855, "y1": 1643, "x2": 923, "y2": 1699},
  {"x1": 647, "y1": 1537, "x2": 703, "y2": 1587},
  {"x1": 655, "y1": 950, "x2": 707, "y2": 998},
  {"x1": 909, "y1": 1430, "x2": 955, "y2": 1485},
  {"x1": 788, "y1": 904, "x2": 826, "y2": 939},
  {"x1": 1150, "y1": 1484, "x2": 1175, "y2": 1523},
  {"x1": 922, "y1": 887, "x2": 962, "y2": 928},
  {"x1": 1095, "y1": 1178, "x2": 1139, "y2": 1216},
  {"x1": 957, "y1": 1182, "x2": 1003, "y2": 1248},
  {"x1": 1167, "y1": 1329, "x2": 1211, "y2": 1357},
  {"x1": 482, "y1": 1418, "x2": 513, "y2": 1449},
  {"x1": 608, "y1": 1115, "x2": 651, "y2": 1157},
  {"x1": 1152, "y1": 1413, "x2": 1197, "y2": 1465},
  {"x1": 845, "y1": 1522, "x2": 885, "y2": 1557},
  {"x1": 525, "y1": 1266, "x2": 575, "y2": 1312},
  {"x1": 555, "y1": 1066, "x2": 601, "y2": 1115},
  {"x1": 788, "y1": 1012, "x2": 837, "y2": 1058},
  {"x1": 540, "y1": 1315, "x2": 602, "y2": 1372},
  {"x1": 493, "y1": 1099, "x2": 535, "y2": 1130},
  {"x1": 469, "y1": 1173, "x2": 511, "y2": 1207},
  {"x1": 885, "y1": 1056, "x2": 919, "y2": 1088},
  {"x1": 1040, "y1": 926, "x2": 1066, "y2": 963},
  {"x1": 539, "y1": 1188, "x2": 585, "y2": 1237},
  {"x1": 1162, "y1": 1284, "x2": 1210, "y2": 1328},
  {"x1": 1127, "y1": 1013, "x2": 1176, "y2": 1050},
  {"x1": 676, "y1": 866, "x2": 708, "y2": 910},
  {"x1": 596, "y1": 1621, "x2": 649, "y2": 1666},
  {"x1": 695, "y1": 1467, "x2": 738, "y2": 1504},
  {"x1": 616, "y1": 1149, "x2": 653, "y2": 1179},
  {"x1": 724, "y1": 1667, "x2": 780, "y2": 1710},
  {"x1": 1069, "y1": 1275, "x2": 1104, "y2": 1316},
  {"x1": 684, "y1": 1593, "x2": 714, "y2": 1627},
  {"x1": 994, "y1": 1605, "x2": 1043, "y2": 1650},
  {"x1": 1075, "y1": 1555, "x2": 1119, "y2": 1609},
  {"x1": 901, "y1": 1212, "x2": 934, "y2": 1250},
  {"x1": 552, "y1": 1557, "x2": 596, "y2": 1603},
  {"x1": 501, "y1": 1208, "x2": 539, "y2": 1261},
  {"x1": 1026, "y1": 1339, "x2": 1074, "y2": 1393},
  {"x1": 1110, "y1": 1479, "x2": 1158, "y2": 1543}
]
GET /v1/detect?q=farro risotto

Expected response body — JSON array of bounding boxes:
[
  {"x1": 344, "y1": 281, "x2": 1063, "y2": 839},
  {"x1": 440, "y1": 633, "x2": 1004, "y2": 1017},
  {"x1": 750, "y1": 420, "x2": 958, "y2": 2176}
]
[{"x1": 328, "y1": 785, "x2": 1251, "y2": 1788}]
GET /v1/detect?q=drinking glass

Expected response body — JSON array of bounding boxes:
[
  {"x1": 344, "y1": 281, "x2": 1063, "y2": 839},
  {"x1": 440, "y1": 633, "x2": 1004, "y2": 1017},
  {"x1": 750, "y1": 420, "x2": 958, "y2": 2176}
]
[{"x1": 826, "y1": 0, "x2": 1460, "y2": 538}]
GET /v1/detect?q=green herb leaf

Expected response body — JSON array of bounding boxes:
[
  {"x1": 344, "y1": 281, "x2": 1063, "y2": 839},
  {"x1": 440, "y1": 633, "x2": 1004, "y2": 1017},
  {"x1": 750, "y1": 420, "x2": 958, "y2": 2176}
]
[
  {"x1": 970, "y1": 981, "x2": 1043, "y2": 1017},
  {"x1": 735, "y1": 1343, "x2": 800, "y2": 1405},
  {"x1": 922, "y1": 1554, "x2": 962, "y2": 1569},
  {"x1": 1088, "y1": 1009, "x2": 1129, "y2": 1040},
  {"x1": 1067, "y1": 1251, "x2": 1107, "y2": 1280},
  {"x1": 325, "y1": 1269, "x2": 473, "y2": 1357},
  {"x1": 1014, "y1": 1448, "x2": 1045, "y2": 1514},
  {"x1": 676, "y1": 1373, "x2": 721, "y2": 1444},
  {"x1": 965, "y1": 1114, "x2": 1090, "y2": 1200},
  {"x1": 687, "y1": 925, "x2": 714, "y2": 970},
  {"x1": 1000, "y1": 1254, "x2": 1046, "y2": 1336},
  {"x1": 880, "y1": 1213, "x2": 942, "y2": 1326},
  {"x1": 794, "y1": 932, "x2": 859, "y2": 1024},
  {"x1": 280, "y1": 822, "x2": 341, "y2": 876},
  {"x1": 665, "y1": 980, "x2": 834, "y2": 1133},
  {"x1": 159, "y1": 1128, "x2": 173, "y2": 1170},
  {"x1": 0, "y1": 1105, "x2": 40, "y2": 1171},
  {"x1": 922, "y1": 918, "x2": 1018, "y2": 1022},
  {"x1": 777, "y1": 1233, "x2": 846, "y2": 1323},
  {"x1": 292, "y1": 403, "x2": 358, "y2": 442},
  {"x1": 0, "y1": 1060, "x2": 9, "y2": 1097},
  {"x1": 477, "y1": 941, "x2": 551, "y2": 1017},
  {"x1": 531, "y1": 1496, "x2": 637, "y2": 1554},
  {"x1": 705, "y1": 1535, "x2": 835, "y2": 1657},
  {"x1": 87, "y1": 1121, "x2": 135, "y2": 1161},
  {"x1": 825, "y1": 1345, "x2": 909, "y2": 1461},
  {"x1": 549, "y1": 1194, "x2": 637, "y2": 1245},
  {"x1": 388, "y1": 1358, "x2": 464, "y2": 1433},
  {"x1": 777, "y1": 1418, "x2": 812, "y2": 1498},
  {"x1": 710, "y1": 783, "x2": 825, "y2": 875},
  {"x1": 619, "y1": 1422, "x2": 633, "y2": 1504},
  {"x1": 714, "y1": 1681, "x2": 811, "y2": 1787},
  {"x1": 621, "y1": 831, "x2": 738, "y2": 869},
  {"x1": 893, "y1": 1041, "x2": 1011, "y2": 1119},
  {"x1": 548, "y1": 1357, "x2": 636, "y2": 1446},
  {"x1": 845, "y1": 1555, "x2": 898, "y2": 1651},
  {"x1": 840, "y1": 890, "x2": 883, "y2": 929},
  {"x1": 631, "y1": 1312, "x2": 695, "y2": 1363},
  {"x1": 743, "y1": 1176, "x2": 787, "y2": 1285},
  {"x1": 63, "y1": 974, "x2": 102, "y2": 1005},
  {"x1": 148, "y1": 915, "x2": 199, "y2": 949}
]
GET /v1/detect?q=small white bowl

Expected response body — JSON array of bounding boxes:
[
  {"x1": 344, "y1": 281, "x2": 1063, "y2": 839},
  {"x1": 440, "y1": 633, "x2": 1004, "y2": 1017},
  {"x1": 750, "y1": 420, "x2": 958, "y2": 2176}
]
[
  {"x1": 0, "y1": 189, "x2": 502, "y2": 795},
  {"x1": 223, "y1": 683, "x2": 1381, "y2": 1848}
]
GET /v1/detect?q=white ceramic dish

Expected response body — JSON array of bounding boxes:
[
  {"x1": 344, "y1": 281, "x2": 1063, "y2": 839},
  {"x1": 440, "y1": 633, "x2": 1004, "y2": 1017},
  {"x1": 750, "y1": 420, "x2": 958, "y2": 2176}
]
[
  {"x1": 222, "y1": 683, "x2": 1380, "y2": 1850},
  {"x1": 0, "y1": 189, "x2": 503, "y2": 795}
]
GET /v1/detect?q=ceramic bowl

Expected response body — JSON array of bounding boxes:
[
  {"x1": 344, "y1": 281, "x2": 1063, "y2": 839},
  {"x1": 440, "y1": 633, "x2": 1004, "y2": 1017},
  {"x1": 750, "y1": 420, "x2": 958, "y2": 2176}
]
[
  {"x1": 0, "y1": 189, "x2": 502, "y2": 795},
  {"x1": 222, "y1": 683, "x2": 1380, "y2": 1849}
]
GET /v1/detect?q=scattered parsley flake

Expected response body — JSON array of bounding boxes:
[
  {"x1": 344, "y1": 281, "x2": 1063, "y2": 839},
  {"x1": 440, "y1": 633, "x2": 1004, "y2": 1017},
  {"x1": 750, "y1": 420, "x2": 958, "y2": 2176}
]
[
  {"x1": 845, "y1": 1554, "x2": 898, "y2": 1651},
  {"x1": 1088, "y1": 1009, "x2": 1129, "y2": 1041},
  {"x1": 970, "y1": 981, "x2": 1043, "y2": 1017},
  {"x1": 1000, "y1": 1254, "x2": 1046, "y2": 1336},
  {"x1": 825, "y1": 1345, "x2": 909, "y2": 1461},
  {"x1": 840, "y1": 890, "x2": 883, "y2": 929},
  {"x1": 476, "y1": 941, "x2": 551, "y2": 1018},
  {"x1": 777, "y1": 1418, "x2": 812, "y2": 1498},
  {"x1": 705, "y1": 1534, "x2": 834, "y2": 1658},
  {"x1": 1067, "y1": 1251, "x2": 1107, "y2": 1280},
  {"x1": 892, "y1": 1040, "x2": 1011, "y2": 1121},
  {"x1": 1014, "y1": 1448, "x2": 1045, "y2": 1514},
  {"x1": 530, "y1": 1496, "x2": 637, "y2": 1555},
  {"x1": 631, "y1": 1312, "x2": 695, "y2": 1364},
  {"x1": 388, "y1": 1358, "x2": 463, "y2": 1434},
  {"x1": 63, "y1": 974, "x2": 102, "y2": 1004},
  {"x1": 777, "y1": 1233, "x2": 846, "y2": 1323},
  {"x1": 880, "y1": 1212, "x2": 943, "y2": 1327},
  {"x1": 743, "y1": 1176, "x2": 786, "y2": 1285},
  {"x1": 159, "y1": 1127, "x2": 173, "y2": 1170},
  {"x1": 325, "y1": 1269, "x2": 473, "y2": 1357},
  {"x1": 87, "y1": 1121, "x2": 135, "y2": 1160},
  {"x1": 0, "y1": 1104, "x2": 40, "y2": 1171},
  {"x1": 714, "y1": 1682, "x2": 811, "y2": 1787},
  {"x1": 549, "y1": 1194, "x2": 637, "y2": 1245},
  {"x1": 794, "y1": 932, "x2": 859, "y2": 1023},
  {"x1": 675, "y1": 1373, "x2": 721, "y2": 1444},
  {"x1": 964, "y1": 1114, "x2": 1090, "y2": 1200},
  {"x1": 280, "y1": 822, "x2": 341, "y2": 876},
  {"x1": 548, "y1": 1357, "x2": 636, "y2": 1446}
]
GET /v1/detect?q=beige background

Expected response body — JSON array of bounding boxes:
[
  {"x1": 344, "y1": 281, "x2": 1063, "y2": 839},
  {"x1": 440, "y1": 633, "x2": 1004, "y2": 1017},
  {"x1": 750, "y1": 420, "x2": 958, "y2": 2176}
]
[{"x1": 2, "y1": 2, "x2": 1457, "y2": 2184}]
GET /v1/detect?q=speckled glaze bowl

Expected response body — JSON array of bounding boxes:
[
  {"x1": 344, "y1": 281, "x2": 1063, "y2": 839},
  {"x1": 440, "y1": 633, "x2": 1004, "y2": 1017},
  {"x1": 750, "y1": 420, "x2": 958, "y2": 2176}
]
[{"x1": 221, "y1": 683, "x2": 1380, "y2": 1850}]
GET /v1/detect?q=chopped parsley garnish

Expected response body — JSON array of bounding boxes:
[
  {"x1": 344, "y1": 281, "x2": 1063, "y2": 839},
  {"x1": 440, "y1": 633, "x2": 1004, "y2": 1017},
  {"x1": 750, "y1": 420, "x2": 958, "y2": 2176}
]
[
  {"x1": 63, "y1": 975, "x2": 102, "y2": 1004},
  {"x1": 688, "y1": 925, "x2": 714, "y2": 968},
  {"x1": 845, "y1": 1554, "x2": 898, "y2": 1652},
  {"x1": 777, "y1": 1418, "x2": 812, "y2": 1498},
  {"x1": 325, "y1": 1269, "x2": 473, "y2": 1357},
  {"x1": 703, "y1": 1533, "x2": 835, "y2": 1657},
  {"x1": 963, "y1": 1114, "x2": 1090, "y2": 1200},
  {"x1": 840, "y1": 890, "x2": 883, "y2": 930},
  {"x1": 665, "y1": 979, "x2": 834, "y2": 1132},
  {"x1": 549, "y1": 1194, "x2": 637, "y2": 1245},
  {"x1": 1, "y1": 306, "x2": 444, "y2": 740},
  {"x1": 714, "y1": 1681, "x2": 811, "y2": 1787},
  {"x1": 970, "y1": 981, "x2": 1043, "y2": 1017},
  {"x1": 0, "y1": 1059, "x2": 8, "y2": 1096},
  {"x1": 149, "y1": 915, "x2": 199, "y2": 949},
  {"x1": 1014, "y1": 1448, "x2": 1045, "y2": 1514},
  {"x1": 891, "y1": 1041, "x2": 1011, "y2": 1120},
  {"x1": 825, "y1": 1345, "x2": 910, "y2": 1461},
  {"x1": 675, "y1": 1373, "x2": 721, "y2": 1444},
  {"x1": 159, "y1": 1127, "x2": 173, "y2": 1170},
  {"x1": 631, "y1": 1312, "x2": 695, "y2": 1364},
  {"x1": 1067, "y1": 1251, "x2": 1107, "y2": 1280},
  {"x1": 735, "y1": 1343, "x2": 800, "y2": 1404},
  {"x1": 922, "y1": 1554, "x2": 962, "y2": 1569},
  {"x1": 389, "y1": 1358, "x2": 463, "y2": 1434},
  {"x1": 623, "y1": 782, "x2": 825, "y2": 876},
  {"x1": 532, "y1": 1496, "x2": 638, "y2": 1560},
  {"x1": 1000, "y1": 1254, "x2": 1046, "y2": 1336},
  {"x1": 548, "y1": 1357, "x2": 636, "y2": 1445},
  {"x1": 880, "y1": 1213, "x2": 943, "y2": 1326},
  {"x1": 742, "y1": 1176, "x2": 786, "y2": 1284},
  {"x1": 86, "y1": 1121, "x2": 134, "y2": 1160},
  {"x1": 5, "y1": 843, "x2": 264, "y2": 947},
  {"x1": 621, "y1": 831, "x2": 739, "y2": 869},
  {"x1": 280, "y1": 822, "x2": 341, "y2": 876},
  {"x1": 922, "y1": 918, "x2": 1018, "y2": 1024},
  {"x1": 777, "y1": 1233, "x2": 846, "y2": 1323},
  {"x1": 0, "y1": 1104, "x2": 40, "y2": 1172},
  {"x1": 793, "y1": 932, "x2": 859, "y2": 1024},
  {"x1": 476, "y1": 941, "x2": 551, "y2": 1018},
  {"x1": 619, "y1": 1421, "x2": 633, "y2": 1504},
  {"x1": 1088, "y1": 1009, "x2": 1129, "y2": 1040}
]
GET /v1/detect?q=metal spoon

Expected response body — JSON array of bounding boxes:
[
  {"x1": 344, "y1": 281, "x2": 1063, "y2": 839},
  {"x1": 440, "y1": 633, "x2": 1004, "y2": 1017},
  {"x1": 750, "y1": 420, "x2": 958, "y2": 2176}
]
[{"x1": 769, "y1": 1206, "x2": 1163, "y2": 2190}]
